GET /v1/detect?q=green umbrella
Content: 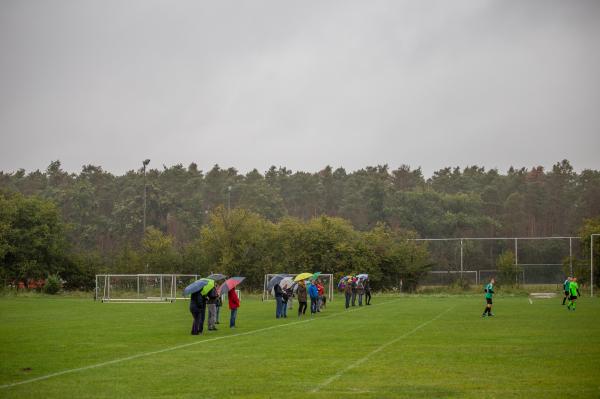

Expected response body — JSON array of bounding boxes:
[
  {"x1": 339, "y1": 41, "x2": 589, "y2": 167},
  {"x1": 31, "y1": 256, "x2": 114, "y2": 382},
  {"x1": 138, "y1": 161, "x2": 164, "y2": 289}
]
[
  {"x1": 312, "y1": 272, "x2": 322, "y2": 280},
  {"x1": 199, "y1": 278, "x2": 215, "y2": 296}
]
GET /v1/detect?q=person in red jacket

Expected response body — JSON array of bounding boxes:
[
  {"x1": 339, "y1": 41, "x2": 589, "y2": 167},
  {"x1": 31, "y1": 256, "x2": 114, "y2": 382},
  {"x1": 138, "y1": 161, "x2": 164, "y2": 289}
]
[
  {"x1": 316, "y1": 280, "x2": 325, "y2": 312},
  {"x1": 228, "y1": 288, "x2": 240, "y2": 328}
]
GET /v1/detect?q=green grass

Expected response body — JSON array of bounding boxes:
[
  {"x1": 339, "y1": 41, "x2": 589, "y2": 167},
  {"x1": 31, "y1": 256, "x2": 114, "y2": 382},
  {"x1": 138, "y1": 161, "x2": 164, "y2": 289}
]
[{"x1": 1, "y1": 294, "x2": 599, "y2": 398}]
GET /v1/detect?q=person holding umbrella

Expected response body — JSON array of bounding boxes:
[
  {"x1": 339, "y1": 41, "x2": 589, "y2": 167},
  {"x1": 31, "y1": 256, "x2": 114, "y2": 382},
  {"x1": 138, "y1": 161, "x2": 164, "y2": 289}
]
[
  {"x1": 344, "y1": 278, "x2": 352, "y2": 309},
  {"x1": 189, "y1": 290, "x2": 206, "y2": 335},
  {"x1": 184, "y1": 278, "x2": 214, "y2": 335},
  {"x1": 274, "y1": 283, "x2": 284, "y2": 318},
  {"x1": 308, "y1": 281, "x2": 319, "y2": 315},
  {"x1": 207, "y1": 286, "x2": 219, "y2": 330},
  {"x1": 356, "y1": 278, "x2": 365, "y2": 306},
  {"x1": 297, "y1": 280, "x2": 308, "y2": 316},
  {"x1": 219, "y1": 277, "x2": 245, "y2": 328},
  {"x1": 228, "y1": 288, "x2": 240, "y2": 328}
]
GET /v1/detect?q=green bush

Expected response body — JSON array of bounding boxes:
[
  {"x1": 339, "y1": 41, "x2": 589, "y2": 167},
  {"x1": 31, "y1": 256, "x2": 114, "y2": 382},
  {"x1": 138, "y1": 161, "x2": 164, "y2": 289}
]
[{"x1": 44, "y1": 274, "x2": 61, "y2": 295}]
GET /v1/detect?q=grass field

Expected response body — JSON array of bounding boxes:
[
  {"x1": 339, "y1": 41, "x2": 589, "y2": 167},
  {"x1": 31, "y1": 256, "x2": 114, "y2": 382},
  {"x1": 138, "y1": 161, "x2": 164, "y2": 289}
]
[{"x1": 1, "y1": 293, "x2": 599, "y2": 398}]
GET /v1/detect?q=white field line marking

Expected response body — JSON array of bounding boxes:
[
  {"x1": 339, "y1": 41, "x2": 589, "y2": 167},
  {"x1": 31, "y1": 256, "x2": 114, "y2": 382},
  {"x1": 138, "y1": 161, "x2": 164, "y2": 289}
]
[
  {"x1": 1, "y1": 298, "x2": 400, "y2": 389},
  {"x1": 311, "y1": 305, "x2": 455, "y2": 393}
]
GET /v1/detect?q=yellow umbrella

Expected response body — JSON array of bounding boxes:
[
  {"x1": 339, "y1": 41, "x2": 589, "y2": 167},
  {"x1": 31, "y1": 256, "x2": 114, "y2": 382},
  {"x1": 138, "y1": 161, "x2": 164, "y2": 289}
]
[{"x1": 294, "y1": 272, "x2": 313, "y2": 282}]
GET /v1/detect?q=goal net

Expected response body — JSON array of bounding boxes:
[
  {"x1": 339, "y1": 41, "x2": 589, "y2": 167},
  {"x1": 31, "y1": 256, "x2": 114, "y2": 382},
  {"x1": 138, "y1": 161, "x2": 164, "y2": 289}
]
[{"x1": 95, "y1": 274, "x2": 200, "y2": 302}]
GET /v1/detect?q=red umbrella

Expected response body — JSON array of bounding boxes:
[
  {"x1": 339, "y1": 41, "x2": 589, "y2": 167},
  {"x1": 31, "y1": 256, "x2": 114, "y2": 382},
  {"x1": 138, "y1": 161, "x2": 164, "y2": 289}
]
[{"x1": 219, "y1": 277, "x2": 245, "y2": 295}]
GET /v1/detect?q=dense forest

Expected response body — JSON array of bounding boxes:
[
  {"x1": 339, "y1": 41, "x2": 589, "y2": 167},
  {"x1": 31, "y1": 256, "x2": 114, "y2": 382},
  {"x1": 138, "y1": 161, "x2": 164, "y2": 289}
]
[{"x1": 1, "y1": 159, "x2": 599, "y2": 291}]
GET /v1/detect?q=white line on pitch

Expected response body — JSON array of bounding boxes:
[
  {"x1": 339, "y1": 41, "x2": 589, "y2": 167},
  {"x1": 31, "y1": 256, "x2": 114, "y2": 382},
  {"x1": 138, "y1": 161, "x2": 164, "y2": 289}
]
[
  {"x1": 311, "y1": 305, "x2": 455, "y2": 393},
  {"x1": 1, "y1": 298, "x2": 401, "y2": 389}
]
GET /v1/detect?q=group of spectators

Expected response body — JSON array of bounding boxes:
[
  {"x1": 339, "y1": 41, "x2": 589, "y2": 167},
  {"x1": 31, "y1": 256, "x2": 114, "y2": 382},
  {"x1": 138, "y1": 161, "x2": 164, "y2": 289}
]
[
  {"x1": 273, "y1": 279, "x2": 327, "y2": 318},
  {"x1": 190, "y1": 287, "x2": 240, "y2": 335},
  {"x1": 342, "y1": 277, "x2": 372, "y2": 308}
]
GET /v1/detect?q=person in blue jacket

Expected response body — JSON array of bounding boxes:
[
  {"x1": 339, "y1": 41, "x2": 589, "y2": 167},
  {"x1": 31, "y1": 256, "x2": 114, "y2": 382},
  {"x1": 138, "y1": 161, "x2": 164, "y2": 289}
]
[{"x1": 308, "y1": 281, "x2": 319, "y2": 315}]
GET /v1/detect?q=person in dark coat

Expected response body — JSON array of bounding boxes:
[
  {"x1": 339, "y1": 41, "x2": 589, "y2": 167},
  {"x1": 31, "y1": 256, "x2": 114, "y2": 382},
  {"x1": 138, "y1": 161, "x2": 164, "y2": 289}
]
[
  {"x1": 356, "y1": 279, "x2": 365, "y2": 306},
  {"x1": 297, "y1": 280, "x2": 307, "y2": 316},
  {"x1": 281, "y1": 289, "x2": 289, "y2": 318},
  {"x1": 351, "y1": 277, "x2": 357, "y2": 306},
  {"x1": 344, "y1": 280, "x2": 352, "y2": 309},
  {"x1": 190, "y1": 291, "x2": 206, "y2": 335},
  {"x1": 274, "y1": 283, "x2": 284, "y2": 318},
  {"x1": 364, "y1": 278, "x2": 372, "y2": 305},
  {"x1": 228, "y1": 288, "x2": 240, "y2": 328}
]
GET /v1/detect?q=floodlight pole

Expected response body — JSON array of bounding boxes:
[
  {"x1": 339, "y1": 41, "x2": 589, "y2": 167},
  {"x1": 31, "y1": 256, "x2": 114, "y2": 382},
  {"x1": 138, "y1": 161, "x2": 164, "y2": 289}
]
[
  {"x1": 569, "y1": 237, "x2": 573, "y2": 275},
  {"x1": 592, "y1": 234, "x2": 599, "y2": 297}
]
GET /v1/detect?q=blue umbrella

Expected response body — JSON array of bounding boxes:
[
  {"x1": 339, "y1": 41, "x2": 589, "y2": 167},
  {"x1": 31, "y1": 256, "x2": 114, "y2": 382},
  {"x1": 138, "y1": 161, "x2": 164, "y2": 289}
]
[
  {"x1": 183, "y1": 279, "x2": 210, "y2": 296},
  {"x1": 357, "y1": 273, "x2": 369, "y2": 280}
]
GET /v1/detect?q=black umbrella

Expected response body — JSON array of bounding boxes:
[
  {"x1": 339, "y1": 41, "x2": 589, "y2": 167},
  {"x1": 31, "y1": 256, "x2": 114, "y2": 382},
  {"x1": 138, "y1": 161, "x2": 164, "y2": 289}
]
[{"x1": 267, "y1": 274, "x2": 286, "y2": 290}]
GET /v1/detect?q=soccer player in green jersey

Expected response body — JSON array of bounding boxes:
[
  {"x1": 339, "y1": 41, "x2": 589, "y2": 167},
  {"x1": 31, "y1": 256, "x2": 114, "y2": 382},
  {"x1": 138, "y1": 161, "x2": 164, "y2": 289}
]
[
  {"x1": 562, "y1": 276, "x2": 571, "y2": 305},
  {"x1": 482, "y1": 278, "x2": 495, "y2": 317},
  {"x1": 567, "y1": 277, "x2": 580, "y2": 311}
]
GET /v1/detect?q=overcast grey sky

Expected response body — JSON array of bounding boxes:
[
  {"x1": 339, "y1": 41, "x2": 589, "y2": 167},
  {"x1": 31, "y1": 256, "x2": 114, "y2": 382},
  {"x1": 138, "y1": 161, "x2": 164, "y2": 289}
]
[{"x1": 0, "y1": 0, "x2": 599, "y2": 176}]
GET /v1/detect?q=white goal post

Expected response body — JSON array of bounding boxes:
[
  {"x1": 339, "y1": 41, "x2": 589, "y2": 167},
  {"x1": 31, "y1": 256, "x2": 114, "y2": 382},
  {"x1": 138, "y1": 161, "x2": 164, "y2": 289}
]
[
  {"x1": 262, "y1": 273, "x2": 334, "y2": 302},
  {"x1": 95, "y1": 274, "x2": 202, "y2": 303}
]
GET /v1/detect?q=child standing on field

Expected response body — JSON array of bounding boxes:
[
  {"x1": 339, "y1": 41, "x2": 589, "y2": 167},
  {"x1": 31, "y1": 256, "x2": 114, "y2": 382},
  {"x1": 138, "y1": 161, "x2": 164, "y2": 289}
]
[
  {"x1": 567, "y1": 277, "x2": 580, "y2": 311},
  {"x1": 562, "y1": 277, "x2": 571, "y2": 306},
  {"x1": 482, "y1": 278, "x2": 495, "y2": 317}
]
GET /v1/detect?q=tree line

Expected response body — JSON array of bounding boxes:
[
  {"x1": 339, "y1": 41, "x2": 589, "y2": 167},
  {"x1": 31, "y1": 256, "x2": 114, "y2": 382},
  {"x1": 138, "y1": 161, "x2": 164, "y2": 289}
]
[{"x1": 0, "y1": 159, "x2": 599, "y2": 291}]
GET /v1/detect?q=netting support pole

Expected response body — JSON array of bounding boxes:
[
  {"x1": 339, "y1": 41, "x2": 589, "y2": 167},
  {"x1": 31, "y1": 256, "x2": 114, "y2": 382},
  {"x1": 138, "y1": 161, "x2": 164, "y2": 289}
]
[
  {"x1": 569, "y1": 237, "x2": 573, "y2": 275},
  {"x1": 460, "y1": 239, "x2": 464, "y2": 280},
  {"x1": 592, "y1": 234, "x2": 598, "y2": 297},
  {"x1": 137, "y1": 275, "x2": 140, "y2": 298},
  {"x1": 514, "y1": 238, "x2": 519, "y2": 285}
]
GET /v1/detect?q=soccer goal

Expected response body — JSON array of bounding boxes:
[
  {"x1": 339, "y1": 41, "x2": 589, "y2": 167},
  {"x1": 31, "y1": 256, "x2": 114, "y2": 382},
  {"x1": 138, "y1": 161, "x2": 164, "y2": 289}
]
[
  {"x1": 262, "y1": 273, "x2": 334, "y2": 302},
  {"x1": 95, "y1": 274, "x2": 200, "y2": 302}
]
